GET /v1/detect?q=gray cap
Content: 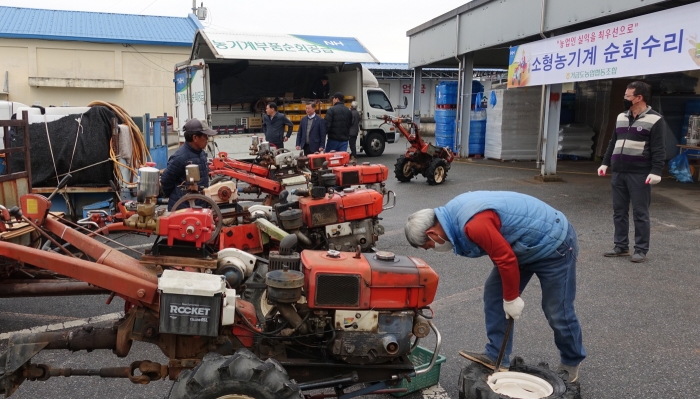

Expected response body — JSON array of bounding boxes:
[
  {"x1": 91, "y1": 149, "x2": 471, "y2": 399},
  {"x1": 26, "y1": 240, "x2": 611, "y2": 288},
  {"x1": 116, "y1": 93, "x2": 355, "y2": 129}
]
[{"x1": 183, "y1": 118, "x2": 217, "y2": 136}]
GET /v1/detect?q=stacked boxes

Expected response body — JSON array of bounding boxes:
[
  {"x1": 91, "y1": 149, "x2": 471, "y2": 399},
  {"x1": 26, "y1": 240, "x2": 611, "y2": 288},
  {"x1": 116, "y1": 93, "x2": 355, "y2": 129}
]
[{"x1": 484, "y1": 88, "x2": 541, "y2": 161}]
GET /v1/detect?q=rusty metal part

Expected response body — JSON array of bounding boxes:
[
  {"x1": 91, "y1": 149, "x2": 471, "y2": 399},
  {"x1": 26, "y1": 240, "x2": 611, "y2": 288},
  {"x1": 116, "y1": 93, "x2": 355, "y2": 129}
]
[
  {"x1": 0, "y1": 240, "x2": 158, "y2": 306},
  {"x1": 305, "y1": 389, "x2": 407, "y2": 398},
  {"x1": 276, "y1": 303, "x2": 308, "y2": 334},
  {"x1": 0, "y1": 280, "x2": 106, "y2": 297},
  {"x1": 21, "y1": 216, "x2": 76, "y2": 258},
  {"x1": 22, "y1": 360, "x2": 169, "y2": 384},
  {"x1": 139, "y1": 254, "x2": 217, "y2": 271},
  {"x1": 43, "y1": 216, "x2": 158, "y2": 285},
  {"x1": 1, "y1": 326, "x2": 118, "y2": 379}
]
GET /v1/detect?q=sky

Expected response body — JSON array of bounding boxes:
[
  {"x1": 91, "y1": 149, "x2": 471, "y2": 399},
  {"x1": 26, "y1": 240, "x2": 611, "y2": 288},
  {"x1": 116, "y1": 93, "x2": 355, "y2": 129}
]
[{"x1": 0, "y1": 0, "x2": 470, "y2": 62}]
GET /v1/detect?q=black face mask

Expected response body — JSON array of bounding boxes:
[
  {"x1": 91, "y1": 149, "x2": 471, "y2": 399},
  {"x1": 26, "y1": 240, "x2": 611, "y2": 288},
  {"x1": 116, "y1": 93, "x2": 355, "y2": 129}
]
[{"x1": 622, "y1": 99, "x2": 633, "y2": 111}]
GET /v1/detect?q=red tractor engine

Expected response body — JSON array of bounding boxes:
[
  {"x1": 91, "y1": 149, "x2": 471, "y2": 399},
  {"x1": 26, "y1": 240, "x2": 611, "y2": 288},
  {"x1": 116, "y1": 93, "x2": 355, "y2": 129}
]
[
  {"x1": 301, "y1": 250, "x2": 439, "y2": 310},
  {"x1": 331, "y1": 163, "x2": 389, "y2": 187},
  {"x1": 297, "y1": 188, "x2": 383, "y2": 228},
  {"x1": 306, "y1": 151, "x2": 350, "y2": 170},
  {"x1": 251, "y1": 249, "x2": 440, "y2": 364},
  {"x1": 156, "y1": 208, "x2": 215, "y2": 248}
]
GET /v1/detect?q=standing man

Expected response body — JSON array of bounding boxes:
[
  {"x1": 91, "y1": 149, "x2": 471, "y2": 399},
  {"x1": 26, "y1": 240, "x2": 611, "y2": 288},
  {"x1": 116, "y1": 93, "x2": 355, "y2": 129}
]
[
  {"x1": 598, "y1": 81, "x2": 665, "y2": 263},
  {"x1": 310, "y1": 75, "x2": 330, "y2": 100},
  {"x1": 324, "y1": 92, "x2": 352, "y2": 152},
  {"x1": 296, "y1": 102, "x2": 326, "y2": 155},
  {"x1": 262, "y1": 102, "x2": 293, "y2": 150},
  {"x1": 348, "y1": 101, "x2": 360, "y2": 162},
  {"x1": 404, "y1": 191, "x2": 586, "y2": 382},
  {"x1": 161, "y1": 119, "x2": 216, "y2": 210}
]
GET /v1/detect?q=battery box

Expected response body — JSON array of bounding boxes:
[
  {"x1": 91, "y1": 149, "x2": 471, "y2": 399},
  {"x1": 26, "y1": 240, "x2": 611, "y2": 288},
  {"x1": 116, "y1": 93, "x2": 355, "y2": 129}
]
[{"x1": 158, "y1": 270, "x2": 226, "y2": 337}]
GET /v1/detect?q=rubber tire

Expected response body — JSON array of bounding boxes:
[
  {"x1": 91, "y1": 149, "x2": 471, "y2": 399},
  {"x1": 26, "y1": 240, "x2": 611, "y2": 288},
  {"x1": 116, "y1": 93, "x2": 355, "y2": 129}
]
[
  {"x1": 168, "y1": 350, "x2": 302, "y2": 399},
  {"x1": 363, "y1": 131, "x2": 385, "y2": 157},
  {"x1": 426, "y1": 158, "x2": 448, "y2": 185},
  {"x1": 458, "y1": 358, "x2": 581, "y2": 399},
  {"x1": 394, "y1": 155, "x2": 414, "y2": 182},
  {"x1": 241, "y1": 262, "x2": 270, "y2": 322}
]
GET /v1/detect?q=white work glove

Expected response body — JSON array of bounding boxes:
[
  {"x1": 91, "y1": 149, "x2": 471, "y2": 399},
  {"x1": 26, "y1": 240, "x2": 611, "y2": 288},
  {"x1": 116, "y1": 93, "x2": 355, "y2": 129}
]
[
  {"x1": 503, "y1": 297, "x2": 525, "y2": 320},
  {"x1": 597, "y1": 165, "x2": 608, "y2": 176},
  {"x1": 645, "y1": 174, "x2": 661, "y2": 185}
]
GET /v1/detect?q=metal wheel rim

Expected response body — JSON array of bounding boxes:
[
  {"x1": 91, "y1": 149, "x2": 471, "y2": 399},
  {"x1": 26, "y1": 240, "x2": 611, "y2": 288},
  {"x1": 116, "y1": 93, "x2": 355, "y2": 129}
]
[
  {"x1": 402, "y1": 162, "x2": 412, "y2": 177},
  {"x1": 487, "y1": 371, "x2": 554, "y2": 399},
  {"x1": 433, "y1": 166, "x2": 445, "y2": 182},
  {"x1": 370, "y1": 137, "x2": 382, "y2": 151},
  {"x1": 216, "y1": 395, "x2": 255, "y2": 399}
]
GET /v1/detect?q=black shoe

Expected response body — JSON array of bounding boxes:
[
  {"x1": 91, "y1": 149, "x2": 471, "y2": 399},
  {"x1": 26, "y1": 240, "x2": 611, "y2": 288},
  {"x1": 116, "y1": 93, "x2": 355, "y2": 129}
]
[
  {"x1": 603, "y1": 247, "x2": 630, "y2": 257},
  {"x1": 458, "y1": 350, "x2": 509, "y2": 372},
  {"x1": 630, "y1": 252, "x2": 646, "y2": 263}
]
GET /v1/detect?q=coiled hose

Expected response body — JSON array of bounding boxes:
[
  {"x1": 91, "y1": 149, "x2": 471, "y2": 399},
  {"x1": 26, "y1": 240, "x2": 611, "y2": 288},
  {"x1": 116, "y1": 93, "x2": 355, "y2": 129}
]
[{"x1": 87, "y1": 101, "x2": 152, "y2": 185}]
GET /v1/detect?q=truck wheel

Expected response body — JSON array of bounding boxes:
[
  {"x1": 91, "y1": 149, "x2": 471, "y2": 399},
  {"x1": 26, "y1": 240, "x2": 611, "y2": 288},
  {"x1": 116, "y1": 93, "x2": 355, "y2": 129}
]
[
  {"x1": 168, "y1": 350, "x2": 302, "y2": 399},
  {"x1": 363, "y1": 131, "x2": 385, "y2": 157},
  {"x1": 426, "y1": 158, "x2": 448, "y2": 185},
  {"x1": 458, "y1": 358, "x2": 581, "y2": 399},
  {"x1": 394, "y1": 155, "x2": 414, "y2": 182}
]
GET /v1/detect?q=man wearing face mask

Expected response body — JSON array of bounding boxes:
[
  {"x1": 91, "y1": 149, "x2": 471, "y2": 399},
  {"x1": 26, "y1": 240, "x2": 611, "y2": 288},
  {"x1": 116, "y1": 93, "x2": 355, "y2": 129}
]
[
  {"x1": 598, "y1": 81, "x2": 666, "y2": 263},
  {"x1": 405, "y1": 191, "x2": 586, "y2": 382}
]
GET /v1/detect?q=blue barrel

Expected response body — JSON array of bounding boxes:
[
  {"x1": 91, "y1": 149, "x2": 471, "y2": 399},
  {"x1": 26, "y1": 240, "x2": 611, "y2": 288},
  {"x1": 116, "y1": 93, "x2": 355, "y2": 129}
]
[
  {"x1": 436, "y1": 81, "x2": 458, "y2": 105},
  {"x1": 471, "y1": 80, "x2": 484, "y2": 106},
  {"x1": 468, "y1": 110, "x2": 487, "y2": 155},
  {"x1": 435, "y1": 108, "x2": 457, "y2": 151}
]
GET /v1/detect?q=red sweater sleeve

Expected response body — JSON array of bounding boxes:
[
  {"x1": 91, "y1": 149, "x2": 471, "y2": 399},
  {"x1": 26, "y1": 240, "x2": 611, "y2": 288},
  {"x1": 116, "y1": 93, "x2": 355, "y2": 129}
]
[{"x1": 464, "y1": 210, "x2": 520, "y2": 301}]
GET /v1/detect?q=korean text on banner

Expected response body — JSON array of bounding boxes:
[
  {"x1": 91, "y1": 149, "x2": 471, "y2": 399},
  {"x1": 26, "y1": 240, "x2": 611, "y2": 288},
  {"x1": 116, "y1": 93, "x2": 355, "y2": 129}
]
[{"x1": 507, "y1": 2, "x2": 700, "y2": 88}]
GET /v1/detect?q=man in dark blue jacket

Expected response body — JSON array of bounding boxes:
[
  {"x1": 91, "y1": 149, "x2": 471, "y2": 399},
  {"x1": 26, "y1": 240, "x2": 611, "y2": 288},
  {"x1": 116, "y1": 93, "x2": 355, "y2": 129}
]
[
  {"x1": 161, "y1": 119, "x2": 216, "y2": 210},
  {"x1": 262, "y1": 102, "x2": 294, "y2": 150},
  {"x1": 296, "y1": 102, "x2": 326, "y2": 155}
]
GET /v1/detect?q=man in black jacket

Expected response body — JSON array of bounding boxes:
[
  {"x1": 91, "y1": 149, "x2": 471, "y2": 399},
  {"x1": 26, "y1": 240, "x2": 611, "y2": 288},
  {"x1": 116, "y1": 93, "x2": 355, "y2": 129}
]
[
  {"x1": 262, "y1": 102, "x2": 294, "y2": 150},
  {"x1": 324, "y1": 92, "x2": 352, "y2": 152},
  {"x1": 597, "y1": 81, "x2": 665, "y2": 263},
  {"x1": 161, "y1": 119, "x2": 216, "y2": 210}
]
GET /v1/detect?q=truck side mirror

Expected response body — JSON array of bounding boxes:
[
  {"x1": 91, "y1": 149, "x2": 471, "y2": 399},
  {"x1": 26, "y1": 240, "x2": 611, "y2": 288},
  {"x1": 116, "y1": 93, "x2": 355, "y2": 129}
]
[{"x1": 395, "y1": 96, "x2": 409, "y2": 110}]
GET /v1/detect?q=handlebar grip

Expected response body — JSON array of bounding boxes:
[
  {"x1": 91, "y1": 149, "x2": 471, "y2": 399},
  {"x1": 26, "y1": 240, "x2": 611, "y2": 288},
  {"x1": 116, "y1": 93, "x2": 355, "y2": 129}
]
[{"x1": 56, "y1": 174, "x2": 72, "y2": 191}]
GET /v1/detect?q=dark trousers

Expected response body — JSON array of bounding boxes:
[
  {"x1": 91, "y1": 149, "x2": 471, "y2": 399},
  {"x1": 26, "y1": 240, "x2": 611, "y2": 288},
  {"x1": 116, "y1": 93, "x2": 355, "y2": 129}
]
[
  {"x1": 611, "y1": 172, "x2": 651, "y2": 253},
  {"x1": 302, "y1": 144, "x2": 312, "y2": 156},
  {"x1": 349, "y1": 135, "x2": 358, "y2": 158}
]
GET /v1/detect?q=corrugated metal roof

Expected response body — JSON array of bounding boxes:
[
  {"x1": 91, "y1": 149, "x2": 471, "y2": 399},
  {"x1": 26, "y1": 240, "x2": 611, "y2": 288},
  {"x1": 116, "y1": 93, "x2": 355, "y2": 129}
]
[
  {"x1": 362, "y1": 62, "x2": 504, "y2": 72},
  {"x1": 0, "y1": 6, "x2": 203, "y2": 46}
]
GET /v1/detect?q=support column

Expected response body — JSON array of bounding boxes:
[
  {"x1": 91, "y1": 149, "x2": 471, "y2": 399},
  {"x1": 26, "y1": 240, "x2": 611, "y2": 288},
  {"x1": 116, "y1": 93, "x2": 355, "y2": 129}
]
[
  {"x1": 458, "y1": 53, "x2": 474, "y2": 157},
  {"x1": 412, "y1": 67, "x2": 422, "y2": 125},
  {"x1": 537, "y1": 83, "x2": 563, "y2": 181}
]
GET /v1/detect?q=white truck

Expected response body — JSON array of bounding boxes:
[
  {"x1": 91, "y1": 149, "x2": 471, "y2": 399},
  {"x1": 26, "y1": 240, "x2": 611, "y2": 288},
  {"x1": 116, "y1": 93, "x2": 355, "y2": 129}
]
[{"x1": 175, "y1": 31, "x2": 402, "y2": 159}]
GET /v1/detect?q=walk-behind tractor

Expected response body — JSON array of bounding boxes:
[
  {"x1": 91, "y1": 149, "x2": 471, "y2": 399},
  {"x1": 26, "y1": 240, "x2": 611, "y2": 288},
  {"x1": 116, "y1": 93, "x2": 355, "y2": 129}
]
[
  {"x1": 382, "y1": 116, "x2": 455, "y2": 185},
  {"x1": 0, "y1": 154, "x2": 443, "y2": 398}
]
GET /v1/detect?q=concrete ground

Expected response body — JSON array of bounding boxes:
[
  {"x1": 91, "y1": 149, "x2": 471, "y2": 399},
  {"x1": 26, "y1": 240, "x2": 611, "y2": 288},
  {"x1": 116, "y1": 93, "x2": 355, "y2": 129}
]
[{"x1": 1, "y1": 138, "x2": 700, "y2": 398}]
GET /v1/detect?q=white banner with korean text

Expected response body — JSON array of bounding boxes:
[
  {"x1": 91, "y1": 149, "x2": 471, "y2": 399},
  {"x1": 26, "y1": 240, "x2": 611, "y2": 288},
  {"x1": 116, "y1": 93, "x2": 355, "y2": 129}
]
[
  {"x1": 507, "y1": 2, "x2": 700, "y2": 88},
  {"x1": 201, "y1": 31, "x2": 378, "y2": 63}
]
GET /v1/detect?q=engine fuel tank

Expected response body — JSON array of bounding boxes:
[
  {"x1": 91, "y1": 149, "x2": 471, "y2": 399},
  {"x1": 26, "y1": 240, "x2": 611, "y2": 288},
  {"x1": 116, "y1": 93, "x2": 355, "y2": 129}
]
[
  {"x1": 301, "y1": 250, "x2": 439, "y2": 310},
  {"x1": 298, "y1": 188, "x2": 383, "y2": 228},
  {"x1": 307, "y1": 152, "x2": 350, "y2": 170},
  {"x1": 331, "y1": 163, "x2": 389, "y2": 186}
]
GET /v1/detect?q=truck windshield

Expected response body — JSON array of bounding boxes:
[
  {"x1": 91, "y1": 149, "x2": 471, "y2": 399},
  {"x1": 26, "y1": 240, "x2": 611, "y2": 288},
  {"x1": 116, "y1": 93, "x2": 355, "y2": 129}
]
[{"x1": 367, "y1": 90, "x2": 394, "y2": 112}]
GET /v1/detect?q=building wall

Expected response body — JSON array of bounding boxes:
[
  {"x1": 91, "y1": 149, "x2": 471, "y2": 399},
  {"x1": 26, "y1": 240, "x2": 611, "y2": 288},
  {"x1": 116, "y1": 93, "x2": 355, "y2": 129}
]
[{"x1": 0, "y1": 38, "x2": 190, "y2": 125}]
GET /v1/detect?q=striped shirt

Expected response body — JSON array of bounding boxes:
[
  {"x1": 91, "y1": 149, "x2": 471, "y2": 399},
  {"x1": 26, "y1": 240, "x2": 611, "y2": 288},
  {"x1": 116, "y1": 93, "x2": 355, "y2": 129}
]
[{"x1": 602, "y1": 106, "x2": 665, "y2": 175}]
